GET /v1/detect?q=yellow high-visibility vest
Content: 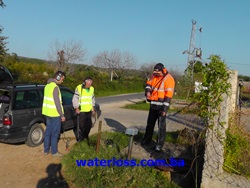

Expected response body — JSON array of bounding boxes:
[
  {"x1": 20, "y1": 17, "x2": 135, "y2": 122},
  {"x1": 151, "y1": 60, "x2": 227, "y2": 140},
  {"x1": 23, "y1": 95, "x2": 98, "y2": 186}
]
[
  {"x1": 76, "y1": 84, "x2": 94, "y2": 112},
  {"x1": 42, "y1": 82, "x2": 64, "y2": 117}
]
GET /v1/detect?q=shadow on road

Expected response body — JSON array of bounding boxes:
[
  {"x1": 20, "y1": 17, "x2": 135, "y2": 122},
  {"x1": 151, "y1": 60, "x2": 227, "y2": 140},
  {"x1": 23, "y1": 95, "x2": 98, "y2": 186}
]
[
  {"x1": 104, "y1": 118, "x2": 127, "y2": 132},
  {"x1": 37, "y1": 163, "x2": 69, "y2": 188}
]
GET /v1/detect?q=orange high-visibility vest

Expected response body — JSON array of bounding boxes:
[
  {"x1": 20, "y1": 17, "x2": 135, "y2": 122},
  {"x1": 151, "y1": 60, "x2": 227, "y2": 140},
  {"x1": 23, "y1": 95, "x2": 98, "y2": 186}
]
[{"x1": 146, "y1": 73, "x2": 175, "y2": 102}]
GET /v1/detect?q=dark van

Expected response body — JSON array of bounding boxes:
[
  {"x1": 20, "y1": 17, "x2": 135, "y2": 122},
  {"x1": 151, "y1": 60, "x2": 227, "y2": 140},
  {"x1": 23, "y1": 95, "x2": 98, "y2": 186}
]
[{"x1": 0, "y1": 65, "x2": 100, "y2": 147}]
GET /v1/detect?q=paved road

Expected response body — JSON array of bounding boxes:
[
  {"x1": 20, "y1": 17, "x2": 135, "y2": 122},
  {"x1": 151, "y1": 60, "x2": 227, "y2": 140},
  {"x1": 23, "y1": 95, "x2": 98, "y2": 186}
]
[
  {"x1": 92, "y1": 93, "x2": 203, "y2": 136},
  {"x1": 95, "y1": 92, "x2": 145, "y2": 104}
]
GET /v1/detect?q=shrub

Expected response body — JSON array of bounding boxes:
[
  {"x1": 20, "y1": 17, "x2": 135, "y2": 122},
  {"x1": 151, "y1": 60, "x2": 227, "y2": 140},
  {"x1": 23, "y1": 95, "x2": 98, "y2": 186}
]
[{"x1": 61, "y1": 132, "x2": 179, "y2": 188}]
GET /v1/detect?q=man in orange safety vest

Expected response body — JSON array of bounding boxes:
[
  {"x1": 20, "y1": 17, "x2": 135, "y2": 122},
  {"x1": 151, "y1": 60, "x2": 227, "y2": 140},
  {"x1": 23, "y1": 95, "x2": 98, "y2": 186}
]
[{"x1": 141, "y1": 63, "x2": 175, "y2": 152}]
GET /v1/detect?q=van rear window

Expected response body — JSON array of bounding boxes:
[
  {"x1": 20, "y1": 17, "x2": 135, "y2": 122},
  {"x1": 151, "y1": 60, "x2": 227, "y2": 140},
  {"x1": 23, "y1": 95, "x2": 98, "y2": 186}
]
[{"x1": 13, "y1": 91, "x2": 40, "y2": 109}]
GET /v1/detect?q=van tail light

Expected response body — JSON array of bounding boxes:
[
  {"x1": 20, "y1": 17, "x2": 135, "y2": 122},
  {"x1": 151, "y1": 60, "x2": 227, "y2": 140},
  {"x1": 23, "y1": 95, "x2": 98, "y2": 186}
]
[{"x1": 3, "y1": 115, "x2": 12, "y2": 126}]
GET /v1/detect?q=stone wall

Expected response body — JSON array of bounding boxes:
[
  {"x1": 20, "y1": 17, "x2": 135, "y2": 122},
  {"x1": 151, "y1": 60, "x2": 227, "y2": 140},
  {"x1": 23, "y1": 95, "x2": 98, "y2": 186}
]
[{"x1": 201, "y1": 70, "x2": 250, "y2": 188}]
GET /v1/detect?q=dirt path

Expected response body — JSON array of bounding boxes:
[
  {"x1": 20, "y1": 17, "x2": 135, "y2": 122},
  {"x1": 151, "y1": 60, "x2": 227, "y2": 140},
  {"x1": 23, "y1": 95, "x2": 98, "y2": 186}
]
[
  {"x1": 0, "y1": 130, "x2": 77, "y2": 188},
  {"x1": 0, "y1": 101, "x2": 145, "y2": 188}
]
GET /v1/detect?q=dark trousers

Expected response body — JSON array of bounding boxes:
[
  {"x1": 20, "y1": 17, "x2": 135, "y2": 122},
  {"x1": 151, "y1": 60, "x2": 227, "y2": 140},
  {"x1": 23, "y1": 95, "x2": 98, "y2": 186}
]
[
  {"x1": 77, "y1": 111, "x2": 92, "y2": 142},
  {"x1": 142, "y1": 108, "x2": 166, "y2": 148}
]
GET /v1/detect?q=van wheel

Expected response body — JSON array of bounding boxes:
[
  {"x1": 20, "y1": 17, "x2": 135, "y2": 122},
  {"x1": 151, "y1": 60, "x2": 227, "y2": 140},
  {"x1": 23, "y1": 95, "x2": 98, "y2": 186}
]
[{"x1": 26, "y1": 123, "x2": 45, "y2": 147}]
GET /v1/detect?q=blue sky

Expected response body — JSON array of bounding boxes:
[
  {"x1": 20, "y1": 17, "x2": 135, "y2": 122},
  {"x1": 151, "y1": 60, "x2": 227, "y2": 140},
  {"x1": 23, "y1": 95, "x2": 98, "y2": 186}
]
[{"x1": 1, "y1": 0, "x2": 250, "y2": 76}]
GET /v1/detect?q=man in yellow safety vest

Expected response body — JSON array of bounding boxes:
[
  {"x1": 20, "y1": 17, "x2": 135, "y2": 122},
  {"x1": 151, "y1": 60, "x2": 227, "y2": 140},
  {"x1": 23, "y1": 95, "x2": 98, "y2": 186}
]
[
  {"x1": 42, "y1": 71, "x2": 66, "y2": 157},
  {"x1": 72, "y1": 77, "x2": 95, "y2": 144}
]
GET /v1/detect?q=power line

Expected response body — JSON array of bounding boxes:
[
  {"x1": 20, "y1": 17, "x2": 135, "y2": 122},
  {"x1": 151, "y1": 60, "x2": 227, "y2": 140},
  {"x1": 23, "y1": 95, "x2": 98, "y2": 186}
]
[{"x1": 226, "y1": 62, "x2": 250, "y2": 66}]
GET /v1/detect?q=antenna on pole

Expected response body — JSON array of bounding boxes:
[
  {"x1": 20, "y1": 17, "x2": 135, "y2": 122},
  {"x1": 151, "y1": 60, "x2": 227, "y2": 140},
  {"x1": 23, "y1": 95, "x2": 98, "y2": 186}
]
[
  {"x1": 183, "y1": 20, "x2": 203, "y2": 82},
  {"x1": 187, "y1": 20, "x2": 196, "y2": 69}
]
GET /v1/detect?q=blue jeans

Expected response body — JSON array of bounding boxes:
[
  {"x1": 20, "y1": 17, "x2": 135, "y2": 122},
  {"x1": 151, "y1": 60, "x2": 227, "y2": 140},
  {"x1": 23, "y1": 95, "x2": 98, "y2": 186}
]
[{"x1": 44, "y1": 116, "x2": 61, "y2": 154}]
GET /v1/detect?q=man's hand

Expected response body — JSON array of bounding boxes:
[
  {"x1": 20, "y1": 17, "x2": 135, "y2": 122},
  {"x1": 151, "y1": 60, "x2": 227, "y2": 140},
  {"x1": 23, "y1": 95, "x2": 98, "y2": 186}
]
[
  {"x1": 61, "y1": 116, "x2": 66, "y2": 122},
  {"x1": 161, "y1": 111, "x2": 167, "y2": 116},
  {"x1": 75, "y1": 108, "x2": 80, "y2": 114},
  {"x1": 146, "y1": 92, "x2": 151, "y2": 100}
]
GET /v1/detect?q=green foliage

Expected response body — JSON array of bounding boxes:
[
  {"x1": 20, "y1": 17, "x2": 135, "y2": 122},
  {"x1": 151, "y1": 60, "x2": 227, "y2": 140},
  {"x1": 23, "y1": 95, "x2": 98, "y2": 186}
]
[
  {"x1": 238, "y1": 74, "x2": 250, "y2": 81},
  {"x1": 193, "y1": 61, "x2": 204, "y2": 73},
  {"x1": 173, "y1": 72, "x2": 205, "y2": 100},
  {"x1": 18, "y1": 56, "x2": 49, "y2": 64},
  {"x1": 2, "y1": 58, "x2": 52, "y2": 84},
  {"x1": 62, "y1": 132, "x2": 179, "y2": 188},
  {"x1": 185, "y1": 60, "x2": 205, "y2": 80},
  {"x1": 224, "y1": 121, "x2": 250, "y2": 178},
  {"x1": 1, "y1": 56, "x2": 145, "y2": 96},
  {"x1": 0, "y1": 27, "x2": 8, "y2": 63},
  {"x1": 194, "y1": 55, "x2": 231, "y2": 127},
  {"x1": 193, "y1": 72, "x2": 203, "y2": 83},
  {"x1": 94, "y1": 79, "x2": 144, "y2": 97},
  {"x1": 174, "y1": 80, "x2": 193, "y2": 99},
  {"x1": 165, "y1": 131, "x2": 180, "y2": 144}
]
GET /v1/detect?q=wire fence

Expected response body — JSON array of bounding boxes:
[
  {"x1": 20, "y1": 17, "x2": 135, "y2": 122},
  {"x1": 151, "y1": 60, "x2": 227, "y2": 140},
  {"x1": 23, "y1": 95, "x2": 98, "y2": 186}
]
[{"x1": 169, "y1": 83, "x2": 250, "y2": 188}]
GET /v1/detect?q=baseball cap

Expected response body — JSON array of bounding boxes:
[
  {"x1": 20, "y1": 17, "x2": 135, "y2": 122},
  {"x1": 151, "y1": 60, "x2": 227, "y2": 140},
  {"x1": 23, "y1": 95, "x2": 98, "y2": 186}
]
[{"x1": 153, "y1": 63, "x2": 164, "y2": 73}]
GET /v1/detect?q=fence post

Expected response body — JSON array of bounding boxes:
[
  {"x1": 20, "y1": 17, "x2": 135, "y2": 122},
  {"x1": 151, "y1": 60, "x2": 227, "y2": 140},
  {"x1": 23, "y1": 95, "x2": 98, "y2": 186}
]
[{"x1": 96, "y1": 121, "x2": 102, "y2": 153}]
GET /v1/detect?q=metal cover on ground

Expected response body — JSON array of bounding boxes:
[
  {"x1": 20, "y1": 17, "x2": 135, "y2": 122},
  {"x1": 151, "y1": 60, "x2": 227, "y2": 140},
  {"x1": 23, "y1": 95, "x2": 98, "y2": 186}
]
[{"x1": 125, "y1": 128, "x2": 138, "y2": 136}]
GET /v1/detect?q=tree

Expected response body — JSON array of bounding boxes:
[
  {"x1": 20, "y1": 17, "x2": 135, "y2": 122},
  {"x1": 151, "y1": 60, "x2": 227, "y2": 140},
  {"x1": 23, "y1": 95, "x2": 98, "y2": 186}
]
[
  {"x1": 0, "y1": 27, "x2": 8, "y2": 62},
  {"x1": 238, "y1": 75, "x2": 250, "y2": 81},
  {"x1": 140, "y1": 62, "x2": 156, "y2": 80},
  {"x1": 92, "y1": 49, "x2": 136, "y2": 81},
  {"x1": 193, "y1": 61, "x2": 204, "y2": 73},
  {"x1": 140, "y1": 62, "x2": 183, "y2": 81},
  {"x1": 168, "y1": 67, "x2": 183, "y2": 82},
  {"x1": 0, "y1": 0, "x2": 5, "y2": 8},
  {"x1": 0, "y1": 1, "x2": 8, "y2": 63},
  {"x1": 48, "y1": 40, "x2": 87, "y2": 73}
]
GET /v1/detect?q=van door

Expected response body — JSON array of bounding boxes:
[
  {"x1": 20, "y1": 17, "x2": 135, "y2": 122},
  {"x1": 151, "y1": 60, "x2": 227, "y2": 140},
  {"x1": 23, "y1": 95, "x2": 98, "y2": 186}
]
[
  {"x1": 60, "y1": 89, "x2": 76, "y2": 131},
  {"x1": 10, "y1": 90, "x2": 42, "y2": 140}
]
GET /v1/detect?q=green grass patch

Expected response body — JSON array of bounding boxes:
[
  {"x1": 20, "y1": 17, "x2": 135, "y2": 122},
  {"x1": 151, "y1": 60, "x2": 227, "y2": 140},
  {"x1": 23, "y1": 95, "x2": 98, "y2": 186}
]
[
  {"x1": 224, "y1": 121, "x2": 250, "y2": 178},
  {"x1": 165, "y1": 131, "x2": 180, "y2": 144},
  {"x1": 123, "y1": 100, "x2": 150, "y2": 111},
  {"x1": 123, "y1": 100, "x2": 179, "y2": 112},
  {"x1": 134, "y1": 130, "x2": 180, "y2": 144},
  {"x1": 62, "y1": 131, "x2": 180, "y2": 188}
]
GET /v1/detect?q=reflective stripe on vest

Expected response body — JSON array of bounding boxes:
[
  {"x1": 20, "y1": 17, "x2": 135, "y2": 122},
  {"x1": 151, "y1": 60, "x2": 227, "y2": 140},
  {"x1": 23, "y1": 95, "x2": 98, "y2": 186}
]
[
  {"x1": 42, "y1": 82, "x2": 63, "y2": 117},
  {"x1": 151, "y1": 101, "x2": 170, "y2": 107},
  {"x1": 77, "y1": 85, "x2": 94, "y2": 112},
  {"x1": 158, "y1": 74, "x2": 174, "y2": 99}
]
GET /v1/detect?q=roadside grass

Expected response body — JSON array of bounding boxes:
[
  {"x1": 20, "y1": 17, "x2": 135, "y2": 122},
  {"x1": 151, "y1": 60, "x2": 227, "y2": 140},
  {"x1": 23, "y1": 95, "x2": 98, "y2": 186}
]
[
  {"x1": 123, "y1": 100, "x2": 178, "y2": 113},
  {"x1": 132, "y1": 130, "x2": 180, "y2": 145},
  {"x1": 224, "y1": 115, "x2": 250, "y2": 178},
  {"x1": 122, "y1": 100, "x2": 150, "y2": 111},
  {"x1": 165, "y1": 130, "x2": 181, "y2": 144},
  {"x1": 123, "y1": 96, "x2": 250, "y2": 179},
  {"x1": 62, "y1": 131, "x2": 180, "y2": 188}
]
